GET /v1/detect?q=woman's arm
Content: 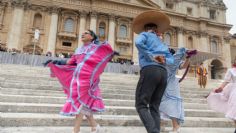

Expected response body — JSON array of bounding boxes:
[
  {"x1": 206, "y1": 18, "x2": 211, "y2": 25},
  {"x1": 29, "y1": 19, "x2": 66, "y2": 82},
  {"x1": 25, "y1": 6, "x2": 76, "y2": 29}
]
[
  {"x1": 66, "y1": 55, "x2": 77, "y2": 65},
  {"x1": 179, "y1": 58, "x2": 190, "y2": 69},
  {"x1": 215, "y1": 69, "x2": 231, "y2": 93}
]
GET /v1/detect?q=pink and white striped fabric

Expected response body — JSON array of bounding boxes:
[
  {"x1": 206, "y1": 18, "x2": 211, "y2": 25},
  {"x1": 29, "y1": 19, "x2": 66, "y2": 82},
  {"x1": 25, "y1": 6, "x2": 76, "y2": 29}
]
[{"x1": 48, "y1": 42, "x2": 114, "y2": 116}]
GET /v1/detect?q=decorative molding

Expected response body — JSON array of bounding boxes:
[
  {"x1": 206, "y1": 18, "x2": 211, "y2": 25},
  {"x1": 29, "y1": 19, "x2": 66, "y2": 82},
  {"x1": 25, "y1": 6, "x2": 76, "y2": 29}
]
[
  {"x1": 198, "y1": 31, "x2": 208, "y2": 37},
  {"x1": 48, "y1": 6, "x2": 61, "y2": 14},
  {"x1": 223, "y1": 36, "x2": 231, "y2": 43},
  {"x1": 176, "y1": 27, "x2": 184, "y2": 34},
  {"x1": 29, "y1": 5, "x2": 48, "y2": 12},
  {"x1": 79, "y1": 10, "x2": 88, "y2": 18},
  {"x1": 108, "y1": 13, "x2": 116, "y2": 22},
  {"x1": 90, "y1": 11, "x2": 98, "y2": 18},
  {"x1": 11, "y1": 0, "x2": 29, "y2": 9}
]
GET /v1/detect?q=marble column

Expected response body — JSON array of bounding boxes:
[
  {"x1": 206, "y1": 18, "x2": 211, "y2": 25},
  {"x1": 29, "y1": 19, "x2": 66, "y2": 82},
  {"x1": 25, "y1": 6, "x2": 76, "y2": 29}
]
[
  {"x1": 47, "y1": 8, "x2": 59, "y2": 56},
  {"x1": 89, "y1": 11, "x2": 97, "y2": 33},
  {"x1": 223, "y1": 37, "x2": 232, "y2": 68},
  {"x1": 132, "y1": 33, "x2": 139, "y2": 65},
  {"x1": 108, "y1": 14, "x2": 116, "y2": 49},
  {"x1": 199, "y1": 31, "x2": 209, "y2": 52},
  {"x1": 7, "y1": 6, "x2": 24, "y2": 49},
  {"x1": 78, "y1": 11, "x2": 87, "y2": 47},
  {"x1": 0, "y1": 3, "x2": 6, "y2": 29},
  {"x1": 177, "y1": 27, "x2": 184, "y2": 48}
]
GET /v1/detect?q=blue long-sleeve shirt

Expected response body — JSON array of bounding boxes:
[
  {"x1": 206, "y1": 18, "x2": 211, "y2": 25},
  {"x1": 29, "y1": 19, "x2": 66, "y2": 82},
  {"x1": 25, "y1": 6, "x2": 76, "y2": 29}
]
[{"x1": 135, "y1": 32, "x2": 174, "y2": 69}]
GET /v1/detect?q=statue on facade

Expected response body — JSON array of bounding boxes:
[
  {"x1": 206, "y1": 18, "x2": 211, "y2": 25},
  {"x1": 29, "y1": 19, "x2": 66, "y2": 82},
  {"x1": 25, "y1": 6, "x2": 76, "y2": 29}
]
[{"x1": 34, "y1": 28, "x2": 40, "y2": 42}]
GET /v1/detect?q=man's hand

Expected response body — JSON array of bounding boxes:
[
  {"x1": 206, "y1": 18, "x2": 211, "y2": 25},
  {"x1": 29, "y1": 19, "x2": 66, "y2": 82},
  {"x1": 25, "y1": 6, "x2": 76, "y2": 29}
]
[{"x1": 154, "y1": 56, "x2": 165, "y2": 64}]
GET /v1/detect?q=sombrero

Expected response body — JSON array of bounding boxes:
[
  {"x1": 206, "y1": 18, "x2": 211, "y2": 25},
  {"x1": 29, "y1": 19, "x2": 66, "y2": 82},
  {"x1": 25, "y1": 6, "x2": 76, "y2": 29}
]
[{"x1": 133, "y1": 10, "x2": 170, "y2": 34}]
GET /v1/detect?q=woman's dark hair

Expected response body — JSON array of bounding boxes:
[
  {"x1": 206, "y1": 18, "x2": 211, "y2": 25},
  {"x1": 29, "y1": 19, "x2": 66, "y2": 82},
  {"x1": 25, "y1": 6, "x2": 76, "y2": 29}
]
[{"x1": 88, "y1": 30, "x2": 98, "y2": 42}]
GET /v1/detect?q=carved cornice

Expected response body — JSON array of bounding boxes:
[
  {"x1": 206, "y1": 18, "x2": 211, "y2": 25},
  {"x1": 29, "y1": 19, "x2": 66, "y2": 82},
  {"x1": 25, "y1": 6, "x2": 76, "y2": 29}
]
[
  {"x1": 48, "y1": 6, "x2": 61, "y2": 14},
  {"x1": 201, "y1": 0, "x2": 226, "y2": 10},
  {"x1": 0, "y1": 1, "x2": 8, "y2": 8},
  {"x1": 90, "y1": 11, "x2": 97, "y2": 18},
  {"x1": 29, "y1": 5, "x2": 48, "y2": 12},
  {"x1": 223, "y1": 36, "x2": 231, "y2": 43},
  {"x1": 198, "y1": 31, "x2": 208, "y2": 37},
  {"x1": 184, "y1": 30, "x2": 198, "y2": 35},
  {"x1": 176, "y1": 27, "x2": 184, "y2": 34},
  {"x1": 10, "y1": 0, "x2": 29, "y2": 9},
  {"x1": 79, "y1": 10, "x2": 88, "y2": 18},
  {"x1": 108, "y1": 13, "x2": 116, "y2": 22}
]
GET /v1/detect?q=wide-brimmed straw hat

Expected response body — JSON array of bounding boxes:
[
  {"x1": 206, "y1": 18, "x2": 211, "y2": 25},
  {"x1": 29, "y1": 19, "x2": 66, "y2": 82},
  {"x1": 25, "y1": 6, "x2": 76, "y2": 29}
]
[{"x1": 133, "y1": 10, "x2": 170, "y2": 34}]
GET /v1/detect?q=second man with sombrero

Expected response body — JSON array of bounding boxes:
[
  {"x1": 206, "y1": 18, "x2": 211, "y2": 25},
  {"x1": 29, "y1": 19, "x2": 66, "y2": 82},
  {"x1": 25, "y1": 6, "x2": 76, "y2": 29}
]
[{"x1": 133, "y1": 10, "x2": 174, "y2": 133}]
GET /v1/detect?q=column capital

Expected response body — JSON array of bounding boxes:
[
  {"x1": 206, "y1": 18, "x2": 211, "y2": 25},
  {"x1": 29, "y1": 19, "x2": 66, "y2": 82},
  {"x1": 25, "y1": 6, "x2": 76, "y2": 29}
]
[
  {"x1": 176, "y1": 27, "x2": 184, "y2": 34},
  {"x1": 198, "y1": 31, "x2": 208, "y2": 37},
  {"x1": 223, "y1": 36, "x2": 231, "y2": 43},
  {"x1": 11, "y1": 0, "x2": 29, "y2": 9},
  {"x1": 90, "y1": 11, "x2": 98, "y2": 18},
  {"x1": 79, "y1": 10, "x2": 88, "y2": 18},
  {"x1": 0, "y1": 1, "x2": 8, "y2": 8},
  {"x1": 108, "y1": 13, "x2": 116, "y2": 21},
  {"x1": 48, "y1": 6, "x2": 61, "y2": 14}
]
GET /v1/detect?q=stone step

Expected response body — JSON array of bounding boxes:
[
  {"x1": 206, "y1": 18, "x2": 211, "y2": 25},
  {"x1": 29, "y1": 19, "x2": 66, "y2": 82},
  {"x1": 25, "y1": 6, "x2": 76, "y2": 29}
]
[
  {"x1": 0, "y1": 87, "x2": 209, "y2": 98},
  {"x1": 0, "y1": 102, "x2": 223, "y2": 118},
  {"x1": 1, "y1": 113, "x2": 234, "y2": 128},
  {"x1": 0, "y1": 92, "x2": 208, "y2": 104},
  {"x1": 0, "y1": 82, "x2": 213, "y2": 94},
  {"x1": 0, "y1": 94, "x2": 210, "y2": 110},
  {"x1": 0, "y1": 127, "x2": 235, "y2": 133}
]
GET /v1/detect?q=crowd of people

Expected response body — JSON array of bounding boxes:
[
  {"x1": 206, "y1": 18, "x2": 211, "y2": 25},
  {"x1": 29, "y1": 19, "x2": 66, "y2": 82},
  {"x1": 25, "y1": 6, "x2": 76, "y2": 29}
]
[{"x1": 0, "y1": 43, "x2": 21, "y2": 54}]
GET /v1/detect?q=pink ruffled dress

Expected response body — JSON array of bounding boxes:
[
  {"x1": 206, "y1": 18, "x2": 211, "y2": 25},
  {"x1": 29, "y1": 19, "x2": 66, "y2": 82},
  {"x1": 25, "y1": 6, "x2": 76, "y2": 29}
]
[
  {"x1": 48, "y1": 42, "x2": 113, "y2": 116},
  {"x1": 207, "y1": 68, "x2": 236, "y2": 120}
]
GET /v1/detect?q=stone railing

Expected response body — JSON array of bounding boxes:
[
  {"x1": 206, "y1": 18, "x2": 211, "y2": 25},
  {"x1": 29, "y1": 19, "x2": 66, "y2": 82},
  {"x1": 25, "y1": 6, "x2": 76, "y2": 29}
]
[{"x1": 0, "y1": 51, "x2": 140, "y2": 74}]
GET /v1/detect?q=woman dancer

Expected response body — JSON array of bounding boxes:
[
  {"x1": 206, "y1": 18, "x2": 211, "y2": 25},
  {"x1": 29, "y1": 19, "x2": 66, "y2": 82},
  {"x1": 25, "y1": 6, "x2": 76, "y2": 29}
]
[
  {"x1": 207, "y1": 57, "x2": 236, "y2": 133},
  {"x1": 45, "y1": 30, "x2": 114, "y2": 133},
  {"x1": 159, "y1": 48, "x2": 196, "y2": 133}
]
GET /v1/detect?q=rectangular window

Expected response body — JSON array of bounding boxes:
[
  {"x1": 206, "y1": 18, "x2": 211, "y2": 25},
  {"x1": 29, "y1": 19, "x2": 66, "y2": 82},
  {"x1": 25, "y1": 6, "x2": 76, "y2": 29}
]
[
  {"x1": 166, "y1": 3, "x2": 173, "y2": 9},
  {"x1": 209, "y1": 10, "x2": 216, "y2": 20},
  {"x1": 187, "y1": 7, "x2": 192, "y2": 15},
  {"x1": 62, "y1": 42, "x2": 72, "y2": 47}
]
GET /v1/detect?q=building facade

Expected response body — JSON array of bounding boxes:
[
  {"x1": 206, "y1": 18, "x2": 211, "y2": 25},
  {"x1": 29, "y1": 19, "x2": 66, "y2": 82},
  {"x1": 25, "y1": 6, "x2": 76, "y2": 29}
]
[
  {"x1": 230, "y1": 34, "x2": 236, "y2": 63},
  {"x1": 0, "y1": 0, "x2": 232, "y2": 79}
]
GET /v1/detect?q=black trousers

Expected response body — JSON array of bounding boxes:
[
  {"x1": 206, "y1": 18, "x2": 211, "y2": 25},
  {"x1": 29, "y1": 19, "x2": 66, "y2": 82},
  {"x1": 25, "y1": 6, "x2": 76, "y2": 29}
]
[{"x1": 135, "y1": 65, "x2": 167, "y2": 133}]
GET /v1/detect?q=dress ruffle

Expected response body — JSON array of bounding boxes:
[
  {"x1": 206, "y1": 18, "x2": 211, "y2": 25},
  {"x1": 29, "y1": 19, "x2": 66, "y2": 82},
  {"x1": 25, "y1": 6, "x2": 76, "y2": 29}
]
[{"x1": 48, "y1": 43, "x2": 113, "y2": 116}]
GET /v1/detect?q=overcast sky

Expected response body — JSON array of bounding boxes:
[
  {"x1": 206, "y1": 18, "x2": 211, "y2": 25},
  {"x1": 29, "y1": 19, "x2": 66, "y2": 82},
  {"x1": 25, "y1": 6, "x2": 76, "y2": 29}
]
[{"x1": 224, "y1": 0, "x2": 236, "y2": 34}]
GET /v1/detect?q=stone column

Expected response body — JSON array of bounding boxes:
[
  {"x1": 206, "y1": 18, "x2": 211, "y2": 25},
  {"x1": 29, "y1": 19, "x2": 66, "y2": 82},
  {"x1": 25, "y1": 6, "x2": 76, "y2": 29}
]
[
  {"x1": 47, "y1": 7, "x2": 59, "y2": 56},
  {"x1": 177, "y1": 27, "x2": 184, "y2": 48},
  {"x1": 108, "y1": 14, "x2": 116, "y2": 49},
  {"x1": 0, "y1": 3, "x2": 7, "y2": 29},
  {"x1": 199, "y1": 32, "x2": 209, "y2": 52},
  {"x1": 78, "y1": 11, "x2": 87, "y2": 47},
  {"x1": 223, "y1": 37, "x2": 232, "y2": 68},
  {"x1": 132, "y1": 33, "x2": 139, "y2": 65},
  {"x1": 7, "y1": 4, "x2": 25, "y2": 49},
  {"x1": 89, "y1": 11, "x2": 97, "y2": 33}
]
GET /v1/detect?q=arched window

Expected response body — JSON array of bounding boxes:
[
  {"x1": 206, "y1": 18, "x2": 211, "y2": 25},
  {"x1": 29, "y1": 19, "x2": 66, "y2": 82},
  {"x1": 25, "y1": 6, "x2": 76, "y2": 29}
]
[
  {"x1": 164, "y1": 33, "x2": 171, "y2": 45},
  {"x1": 99, "y1": 22, "x2": 106, "y2": 38},
  {"x1": 119, "y1": 25, "x2": 127, "y2": 38},
  {"x1": 188, "y1": 36, "x2": 193, "y2": 48},
  {"x1": 64, "y1": 18, "x2": 74, "y2": 33},
  {"x1": 211, "y1": 40, "x2": 218, "y2": 53},
  {"x1": 33, "y1": 13, "x2": 42, "y2": 28}
]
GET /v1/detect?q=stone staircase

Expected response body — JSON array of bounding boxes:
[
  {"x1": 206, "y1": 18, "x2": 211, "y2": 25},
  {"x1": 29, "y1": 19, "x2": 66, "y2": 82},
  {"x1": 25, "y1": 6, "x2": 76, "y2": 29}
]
[{"x1": 0, "y1": 64, "x2": 235, "y2": 133}]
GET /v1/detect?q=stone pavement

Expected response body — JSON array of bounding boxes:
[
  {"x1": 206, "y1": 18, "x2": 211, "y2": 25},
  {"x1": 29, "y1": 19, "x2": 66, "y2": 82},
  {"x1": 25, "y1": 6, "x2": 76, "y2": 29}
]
[{"x1": 0, "y1": 64, "x2": 234, "y2": 133}]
